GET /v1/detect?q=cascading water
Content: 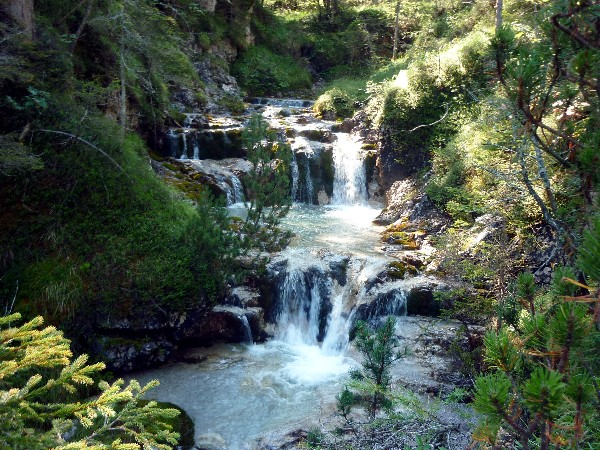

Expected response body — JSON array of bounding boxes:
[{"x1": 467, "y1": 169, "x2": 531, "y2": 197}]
[
  {"x1": 131, "y1": 99, "x2": 418, "y2": 449},
  {"x1": 180, "y1": 132, "x2": 189, "y2": 159},
  {"x1": 239, "y1": 315, "x2": 253, "y2": 343},
  {"x1": 230, "y1": 174, "x2": 245, "y2": 204},
  {"x1": 291, "y1": 152, "x2": 299, "y2": 201},
  {"x1": 332, "y1": 133, "x2": 368, "y2": 205},
  {"x1": 273, "y1": 263, "x2": 328, "y2": 345}
]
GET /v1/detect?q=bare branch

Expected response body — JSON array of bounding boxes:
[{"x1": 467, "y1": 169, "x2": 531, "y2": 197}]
[
  {"x1": 403, "y1": 103, "x2": 450, "y2": 133},
  {"x1": 34, "y1": 129, "x2": 129, "y2": 179}
]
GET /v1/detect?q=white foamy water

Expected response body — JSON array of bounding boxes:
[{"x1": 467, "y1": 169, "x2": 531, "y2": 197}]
[
  {"x1": 332, "y1": 133, "x2": 368, "y2": 206},
  {"x1": 131, "y1": 341, "x2": 356, "y2": 448},
  {"x1": 131, "y1": 100, "x2": 408, "y2": 449}
]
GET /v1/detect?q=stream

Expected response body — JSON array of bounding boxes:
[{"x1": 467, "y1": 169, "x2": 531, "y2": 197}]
[{"x1": 131, "y1": 100, "x2": 412, "y2": 449}]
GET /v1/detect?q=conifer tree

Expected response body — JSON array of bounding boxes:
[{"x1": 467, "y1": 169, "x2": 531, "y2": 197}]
[
  {"x1": 241, "y1": 113, "x2": 292, "y2": 252},
  {"x1": 0, "y1": 313, "x2": 180, "y2": 449},
  {"x1": 339, "y1": 317, "x2": 406, "y2": 420},
  {"x1": 472, "y1": 220, "x2": 600, "y2": 449}
]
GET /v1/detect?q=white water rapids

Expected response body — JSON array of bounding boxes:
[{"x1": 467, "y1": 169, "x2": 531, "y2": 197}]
[{"x1": 131, "y1": 101, "x2": 409, "y2": 449}]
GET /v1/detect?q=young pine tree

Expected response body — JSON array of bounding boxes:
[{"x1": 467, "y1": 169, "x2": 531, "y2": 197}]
[
  {"x1": 339, "y1": 316, "x2": 406, "y2": 420},
  {"x1": 472, "y1": 219, "x2": 600, "y2": 449},
  {"x1": 241, "y1": 113, "x2": 292, "y2": 253},
  {"x1": 0, "y1": 313, "x2": 180, "y2": 449}
]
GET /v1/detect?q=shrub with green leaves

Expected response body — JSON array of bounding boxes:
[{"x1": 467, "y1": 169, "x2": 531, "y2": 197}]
[
  {"x1": 232, "y1": 46, "x2": 312, "y2": 95},
  {"x1": 241, "y1": 114, "x2": 292, "y2": 253}
]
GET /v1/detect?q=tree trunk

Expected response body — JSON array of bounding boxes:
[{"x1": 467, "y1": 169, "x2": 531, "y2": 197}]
[
  {"x1": 495, "y1": 0, "x2": 503, "y2": 33},
  {"x1": 69, "y1": 0, "x2": 94, "y2": 55},
  {"x1": 119, "y1": 8, "x2": 127, "y2": 142},
  {"x1": 4, "y1": 0, "x2": 34, "y2": 39},
  {"x1": 392, "y1": 0, "x2": 400, "y2": 60}
]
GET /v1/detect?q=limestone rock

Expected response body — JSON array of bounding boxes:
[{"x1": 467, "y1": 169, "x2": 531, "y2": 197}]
[{"x1": 94, "y1": 337, "x2": 174, "y2": 372}]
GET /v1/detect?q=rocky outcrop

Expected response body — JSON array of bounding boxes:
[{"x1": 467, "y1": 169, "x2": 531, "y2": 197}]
[
  {"x1": 291, "y1": 140, "x2": 334, "y2": 204},
  {"x1": 351, "y1": 276, "x2": 449, "y2": 324},
  {"x1": 94, "y1": 336, "x2": 174, "y2": 372},
  {"x1": 164, "y1": 126, "x2": 245, "y2": 160},
  {"x1": 377, "y1": 123, "x2": 430, "y2": 191},
  {"x1": 89, "y1": 285, "x2": 273, "y2": 372},
  {"x1": 374, "y1": 178, "x2": 448, "y2": 231},
  {"x1": 2, "y1": 0, "x2": 34, "y2": 39},
  {"x1": 179, "y1": 305, "x2": 266, "y2": 345},
  {"x1": 157, "y1": 157, "x2": 250, "y2": 204}
]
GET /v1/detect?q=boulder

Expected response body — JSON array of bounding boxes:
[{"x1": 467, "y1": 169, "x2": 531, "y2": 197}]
[
  {"x1": 352, "y1": 276, "x2": 448, "y2": 324},
  {"x1": 94, "y1": 337, "x2": 175, "y2": 372},
  {"x1": 180, "y1": 305, "x2": 260, "y2": 345}
]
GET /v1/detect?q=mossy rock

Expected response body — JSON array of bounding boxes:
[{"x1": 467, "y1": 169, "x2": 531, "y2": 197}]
[
  {"x1": 387, "y1": 261, "x2": 418, "y2": 279},
  {"x1": 163, "y1": 162, "x2": 179, "y2": 172},
  {"x1": 385, "y1": 221, "x2": 409, "y2": 233},
  {"x1": 364, "y1": 151, "x2": 377, "y2": 185},
  {"x1": 381, "y1": 231, "x2": 419, "y2": 249},
  {"x1": 299, "y1": 129, "x2": 333, "y2": 143}
]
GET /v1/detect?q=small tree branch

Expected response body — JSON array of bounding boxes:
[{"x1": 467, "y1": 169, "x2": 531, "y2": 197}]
[
  {"x1": 69, "y1": 0, "x2": 94, "y2": 55},
  {"x1": 34, "y1": 129, "x2": 129, "y2": 178},
  {"x1": 403, "y1": 103, "x2": 450, "y2": 133}
]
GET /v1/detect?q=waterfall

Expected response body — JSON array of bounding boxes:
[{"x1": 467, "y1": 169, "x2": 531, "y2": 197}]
[
  {"x1": 180, "y1": 132, "x2": 189, "y2": 160},
  {"x1": 321, "y1": 289, "x2": 349, "y2": 355},
  {"x1": 225, "y1": 175, "x2": 244, "y2": 205},
  {"x1": 332, "y1": 133, "x2": 367, "y2": 205},
  {"x1": 291, "y1": 138, "x2": 316, "y2": 204},
  {"x1": 166, "y1": 130, "x2": 179, "y2": 158},
  {"x1": 273, "y1": 259, "x2": 330, "y2": 346},
  {"x1": 231, "y1": 175, "x2": 245, "y2": 204},
  {"x1": 291, "y1": 152, "x2": 299, "y2": 201},
  {"x1": 193, "y1": 142, "x2": 199, "y2": 160},
  {"x1": 240, "y1": 315, "x2": 253, "y2": 343},
  {"x1": 304, "y1": 158, "x2": 314, "y2": 204}
]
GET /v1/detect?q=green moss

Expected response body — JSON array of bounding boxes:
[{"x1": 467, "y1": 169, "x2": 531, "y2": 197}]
[
  {"x1": 218, "y1": 94, "x2": 246, "y2": 115},
  {"x1": 313, "y1": 86, "x2": 355, "y2": 119},
  {"x1": 162, "y1": 162, "x2": 179, "y2": 172},
  {"x1": 387, "y1": 261, "x2": 418, "y2": 279},
  {"x1": 381, "y1": 231, "x2": 420, "y2": 249},
  {"x1": 168, "y1": 108, "x2": 187, "y2": 126}
]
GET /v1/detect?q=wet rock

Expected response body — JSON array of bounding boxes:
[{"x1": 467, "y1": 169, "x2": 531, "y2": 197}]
[
  {"x1": 322, "y1": 253, "x2": 350, "y2": 286},
  {"x1": 180, "y1": 305, "x2": 260, "y2": 345},
  {"x1": 184, "y1": 113, "x2": 210, "y2": 129},
  {"x1": 159, "y1": 158, "x2": 248, "y2": 204},
  {"x1": 254, "y1": 429, "x2": 307, "y2": 450},
  {"x1": 196, "y1": 432, "x2": 227, "y2": 450},
  {"x1": 225, "y1": 286, "x2": 262, "y2": 308},
  {"x1": 94, "y1": 337, "x2": 175, "y2": 372},
  {"x1": 352, "y1": 277, "x2": 448, "y2": 323},
  {"x1": 291, "y1": 141, "x2": 334, "y2": 204},
  {"x1": 299, "y1": 129, "x2": 335, "y2": 143}
]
